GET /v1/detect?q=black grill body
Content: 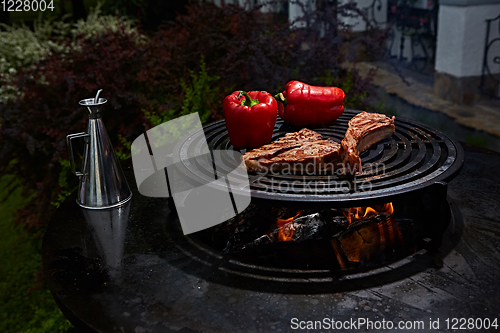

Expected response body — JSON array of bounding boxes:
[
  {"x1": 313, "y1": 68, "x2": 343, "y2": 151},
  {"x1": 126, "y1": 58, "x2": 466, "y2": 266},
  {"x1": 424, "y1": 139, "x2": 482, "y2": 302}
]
[{"x1": 169, "y1": 110, "x2": 466, "y2": 269}]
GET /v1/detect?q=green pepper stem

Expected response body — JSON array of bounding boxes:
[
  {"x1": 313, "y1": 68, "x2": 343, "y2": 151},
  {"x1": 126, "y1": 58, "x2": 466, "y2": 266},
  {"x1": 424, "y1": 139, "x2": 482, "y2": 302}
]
[
  {"x1": 274, "y1": 92, "x2": 286, "y2": 106},
  {"x1": 238, "y1": 91, "x2": 260, "y2": 108}
]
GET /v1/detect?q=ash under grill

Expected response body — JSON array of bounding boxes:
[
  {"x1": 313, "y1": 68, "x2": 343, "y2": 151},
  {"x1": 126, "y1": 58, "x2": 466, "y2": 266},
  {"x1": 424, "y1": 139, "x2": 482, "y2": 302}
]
[{"x1": 178, "y1": 110, "x2": 464, "y2": 208}]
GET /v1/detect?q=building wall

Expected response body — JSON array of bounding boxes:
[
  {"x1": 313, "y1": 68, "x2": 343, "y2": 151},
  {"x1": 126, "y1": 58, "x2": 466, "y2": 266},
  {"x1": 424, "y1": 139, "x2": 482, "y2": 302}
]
[{"x1": 435, "y1": 2, "x2": 500, "y2": 77}]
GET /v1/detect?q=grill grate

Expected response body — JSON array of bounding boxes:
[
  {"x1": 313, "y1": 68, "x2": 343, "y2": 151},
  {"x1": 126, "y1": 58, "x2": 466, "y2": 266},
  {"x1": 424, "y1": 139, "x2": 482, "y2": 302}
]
[{"x1": 177, "y1": 110, "x2": 464, "y2": 207}]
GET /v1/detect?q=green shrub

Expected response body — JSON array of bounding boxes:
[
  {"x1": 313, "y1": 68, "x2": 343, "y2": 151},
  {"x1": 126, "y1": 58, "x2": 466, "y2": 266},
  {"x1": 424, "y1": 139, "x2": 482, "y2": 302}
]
[
  {"x1": 0, "y1": 2, "x2": 143, "y2": 103},
  {"x1": 24, "y1": 296, "x2": 74, "y2": 333},
  {"x1": 0, "y1": 19, "x2": 63, "y2": 102},
  {"x1": 71, "y1": 2, "x2": 142, "y2": 41},
  {"x1": 179, "y1": 56, "x2": 225, "y2": 123}
]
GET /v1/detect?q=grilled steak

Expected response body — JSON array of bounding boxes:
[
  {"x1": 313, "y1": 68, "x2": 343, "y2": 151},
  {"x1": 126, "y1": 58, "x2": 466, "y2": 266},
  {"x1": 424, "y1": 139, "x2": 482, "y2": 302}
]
[
  {"x1": 260, "y1": 140, "x2": 342, "y2": 173},
  {"x1": 241, "y1": 128, "x2": 321, "y2": 162},
  {"x1": 272, "y1": 127, "x2": 323, "y2": 144},
  {"x1": 242, "y1": 129, "x2": 341, "y2": 173},
  {"x1": 243, "y1": 113, "x2": 395, "y2": 174},
  {"x1": 341, "y1": 112, "x2": 395, "y2": 173}
]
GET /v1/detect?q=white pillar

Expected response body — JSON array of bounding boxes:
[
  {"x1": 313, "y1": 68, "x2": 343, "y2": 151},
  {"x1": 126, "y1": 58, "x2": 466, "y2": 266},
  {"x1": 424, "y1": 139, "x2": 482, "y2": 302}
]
[
  {"x1": 434, "y1": 0, "x2": 500, "y2": 102},
  {"x1": 435, "y1": 1, "x2": 500, "y2": 78}
]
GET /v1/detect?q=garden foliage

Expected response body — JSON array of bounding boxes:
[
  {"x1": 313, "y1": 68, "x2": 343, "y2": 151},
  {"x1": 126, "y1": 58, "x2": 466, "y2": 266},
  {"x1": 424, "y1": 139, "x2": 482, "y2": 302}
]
[
  {"x1": 0, "y1": 3, "x2": 142, "y2": 103},
  {"x1": 0, "y1": 174, "x2": 73, "y2": 332},
  {"x1": 0, "y1": 1, "x2": 387, "y2": 229}
]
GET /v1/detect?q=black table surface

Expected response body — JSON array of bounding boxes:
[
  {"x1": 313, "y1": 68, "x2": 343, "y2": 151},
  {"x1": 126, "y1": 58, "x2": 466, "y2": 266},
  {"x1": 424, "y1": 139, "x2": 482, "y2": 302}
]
[{"x1": 43, "y1": 143, "x2": 500, "y2": 332}]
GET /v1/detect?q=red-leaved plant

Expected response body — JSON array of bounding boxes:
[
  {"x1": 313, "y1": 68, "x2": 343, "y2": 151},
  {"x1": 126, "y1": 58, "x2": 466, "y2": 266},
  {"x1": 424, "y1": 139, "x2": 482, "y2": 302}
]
[{"x1": 0, "y1": 1, "x2": 387, "y2": 230}]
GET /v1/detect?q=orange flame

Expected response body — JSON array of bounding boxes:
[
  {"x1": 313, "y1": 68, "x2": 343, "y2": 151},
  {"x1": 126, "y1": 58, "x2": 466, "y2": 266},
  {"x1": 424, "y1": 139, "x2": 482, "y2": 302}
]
[
  {"x1": 385, "y1": 202, "x2": 394, "y2": 215},
  {"x1": 343, "y1": 203, "x2": 394, "y2": 224},
  {"x1": 276, "y1": 211, "x2": 301, "y2": 242}
]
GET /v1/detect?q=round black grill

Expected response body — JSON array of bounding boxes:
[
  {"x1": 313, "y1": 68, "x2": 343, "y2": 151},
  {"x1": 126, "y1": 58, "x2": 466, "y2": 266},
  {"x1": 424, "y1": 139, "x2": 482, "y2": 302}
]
[{"x1": 177, "y1": 110, "x2": 464, "y2": 207}]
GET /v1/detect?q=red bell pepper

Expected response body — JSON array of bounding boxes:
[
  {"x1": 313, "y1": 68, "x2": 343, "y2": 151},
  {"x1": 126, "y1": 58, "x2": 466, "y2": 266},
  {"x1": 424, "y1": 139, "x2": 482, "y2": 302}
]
[
  {"x1": 275, "y1": 81, "x2": 345, "y2": 127},
  {"x1": 223, "y1": 91, "x2": 277, "y2": 149}
]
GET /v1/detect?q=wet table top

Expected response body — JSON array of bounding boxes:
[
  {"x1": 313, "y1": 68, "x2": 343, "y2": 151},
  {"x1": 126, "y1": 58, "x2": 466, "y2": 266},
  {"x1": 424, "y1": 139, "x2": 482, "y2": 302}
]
[{"x1": 43, "y1": 144, "x2": 500, "y2": 332}]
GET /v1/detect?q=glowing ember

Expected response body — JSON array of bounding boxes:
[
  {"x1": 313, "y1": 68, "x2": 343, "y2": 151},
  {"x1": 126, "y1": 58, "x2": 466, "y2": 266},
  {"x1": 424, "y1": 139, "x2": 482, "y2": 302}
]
[
  {"x1": 332, "y1": 214, "x2": 404, "y2": 269},
  {"x1": 276, "y1": 211, "x2": 301, "y2": 242},
  {"x1": 343, "y1": 203, "x2": 394, "y2": 224}
]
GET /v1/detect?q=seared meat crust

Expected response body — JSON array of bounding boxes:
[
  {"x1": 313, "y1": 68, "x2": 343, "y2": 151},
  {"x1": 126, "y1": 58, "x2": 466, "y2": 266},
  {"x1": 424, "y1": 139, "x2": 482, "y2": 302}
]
[
  {"x1": 341, "y1": 112, "x2": 395, "y2": 173},
  {"x1": 242, "y1": 129, "x2": 341, "y2": 173}
]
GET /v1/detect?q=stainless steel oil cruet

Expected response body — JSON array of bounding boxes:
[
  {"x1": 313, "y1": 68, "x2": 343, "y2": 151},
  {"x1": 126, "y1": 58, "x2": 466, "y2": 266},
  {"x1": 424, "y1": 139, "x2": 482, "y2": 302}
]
[{"x1": 66, "y1": 90, "x2": 132, "y2": 209}]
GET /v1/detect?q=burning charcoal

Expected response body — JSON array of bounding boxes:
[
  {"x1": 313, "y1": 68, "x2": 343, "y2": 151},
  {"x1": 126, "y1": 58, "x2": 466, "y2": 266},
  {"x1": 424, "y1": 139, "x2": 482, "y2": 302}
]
[
  {"x1": 331, "y1": 215, "x2": 407, "y2": 269},
  {"x1": 282, "y1": 213, "x2": 326, "y2": 242},
  {"x1": 226, "y1": 233, "x2": 272, "y2": 253},
  {"x1": 342, "y1": 203, "x2": 394, "y2": 224},
  {"x1": 205, "y1": 204, "x2": 284, "y2": 250},
  {"x1": 228, "y1": 213, "x2": 327, "y2": 253},
  {"x1": 319, "y1": 209, "x2": 350, "y2": 233}
]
